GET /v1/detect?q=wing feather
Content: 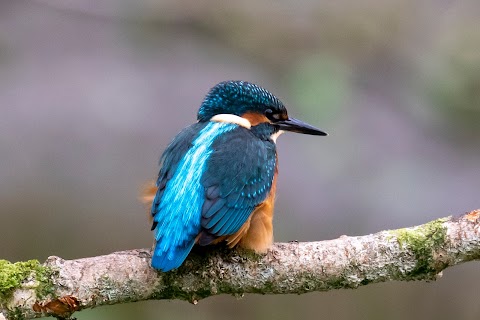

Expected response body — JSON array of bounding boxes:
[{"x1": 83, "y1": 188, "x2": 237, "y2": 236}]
[
  {"x1": 151, "y1": 122, "x2": 238, "y2": 271},
  {"x1": 151, "y1": 121, "x2": 277, "y2": 271},
  {"x1": 200, "y1": 128, "x2": 276, "y2": 241}
]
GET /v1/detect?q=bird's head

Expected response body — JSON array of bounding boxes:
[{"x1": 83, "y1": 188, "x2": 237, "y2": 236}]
[{"x1": 197, "y1": 81, "x2": 327, "y2": 136}]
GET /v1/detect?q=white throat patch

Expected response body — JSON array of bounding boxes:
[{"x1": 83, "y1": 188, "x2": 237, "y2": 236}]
[
  {"x1": 210, "y1": 114, "x2": 252, "y2": 129},
  {"x1": 270, "y1": 130, "x2": 284, "y2": 143}
]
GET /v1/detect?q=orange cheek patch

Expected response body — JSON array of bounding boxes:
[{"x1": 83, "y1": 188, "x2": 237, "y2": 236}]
[{"x1": 241, "y1": 112, "x2": 269, "y2": 126}]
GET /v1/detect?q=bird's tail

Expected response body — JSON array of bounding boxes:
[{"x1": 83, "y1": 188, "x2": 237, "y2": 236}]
[
  {"x1": 141, "y1": 180, "x2": 197, "y2": 271},
  {"x1": 151, "y1": 239, "x2": 196, "y2": 272}
]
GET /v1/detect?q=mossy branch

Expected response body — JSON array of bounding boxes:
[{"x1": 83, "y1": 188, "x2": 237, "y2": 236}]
[{"x1": 1, "y1": 209, "x2": 480, "y2": 320}]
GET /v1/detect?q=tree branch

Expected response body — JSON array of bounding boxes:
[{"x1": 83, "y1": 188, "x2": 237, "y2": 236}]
[{"x1": 1, "y1": 209, "x2": 479, "y2": 320}]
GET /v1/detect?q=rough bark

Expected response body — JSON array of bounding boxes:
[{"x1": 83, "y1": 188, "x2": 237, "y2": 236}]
[{"x1": 1, "y1": 209, "x2": 479, "y2": 320}]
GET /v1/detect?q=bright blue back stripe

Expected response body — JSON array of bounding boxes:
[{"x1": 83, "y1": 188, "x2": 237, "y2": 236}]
[{"x1": 152, "y1": 121, "x2": 237, "y2": 270}]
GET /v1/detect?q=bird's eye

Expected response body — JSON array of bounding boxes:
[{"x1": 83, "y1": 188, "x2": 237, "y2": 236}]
[{"x1": 265, "y1": 109, "x2": 281, "y2": 122}]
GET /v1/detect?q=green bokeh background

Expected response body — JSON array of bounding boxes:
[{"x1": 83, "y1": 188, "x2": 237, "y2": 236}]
[{"x1": 1, "y1": 1, "x2": 479, "y2": 319}]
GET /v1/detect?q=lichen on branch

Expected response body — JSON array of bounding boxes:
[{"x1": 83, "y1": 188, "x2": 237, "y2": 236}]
[
  {"x1": 1, "y1": 209, "x2": 479, "y2": 320},
  {"x1": 0, "y1": 260, "x2": 55, "y2": 302}
]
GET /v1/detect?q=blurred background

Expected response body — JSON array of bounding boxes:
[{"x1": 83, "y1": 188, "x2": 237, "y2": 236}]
[{"x1": 1, "y1": 0, "x2": 480, "y2": 319}]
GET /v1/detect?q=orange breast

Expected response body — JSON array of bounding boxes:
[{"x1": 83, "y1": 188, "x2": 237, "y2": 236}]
[
  {"x1": 142, "y1": 166, "x2": 278, "y2": 254},
  {"x1": 226, "y1": 168, "x2": 278, "y2": 253}
]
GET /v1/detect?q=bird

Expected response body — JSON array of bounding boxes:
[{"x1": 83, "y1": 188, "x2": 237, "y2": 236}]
[{"x1": 145, "y1": 80, "x2": 327, "y2": 272}]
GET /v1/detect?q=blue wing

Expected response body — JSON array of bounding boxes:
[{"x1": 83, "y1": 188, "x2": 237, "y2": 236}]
[
  {"x1": 150, "y1": 122, "x2": 205, "y2": 271},
  {"x1": 151, "y1": 121, "x2": 277, "y2": 271},
  {"x1": 199, "y1": 127, "x2": 277, "y2": 242},
  {"x1": 150, "y1": 123, "x2": 206, "y2": 229},
  {"x1": 151, "y1": 121, "x2": 239, "y2": 271}
]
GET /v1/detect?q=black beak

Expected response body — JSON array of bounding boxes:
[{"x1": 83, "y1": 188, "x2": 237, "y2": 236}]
[{"x1": 276, "y1": 117, "x2": 327, "y2": 136}]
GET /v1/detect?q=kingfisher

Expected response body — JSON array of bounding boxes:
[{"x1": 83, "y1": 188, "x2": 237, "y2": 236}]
[{"x1": 145, "y1": 80, "x2": 327, "y2": 272}]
